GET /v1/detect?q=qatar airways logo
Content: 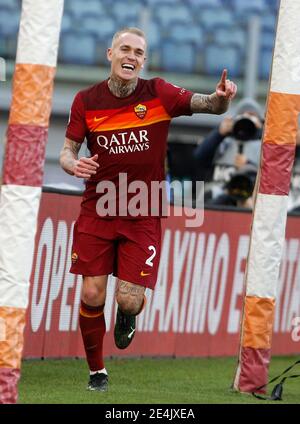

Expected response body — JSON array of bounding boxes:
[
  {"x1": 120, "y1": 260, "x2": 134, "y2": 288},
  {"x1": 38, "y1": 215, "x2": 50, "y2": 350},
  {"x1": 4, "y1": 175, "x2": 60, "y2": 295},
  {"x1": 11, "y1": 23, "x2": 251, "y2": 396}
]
[{"x1": 97, "y1": 129, "x2": 150, "y2": 155}]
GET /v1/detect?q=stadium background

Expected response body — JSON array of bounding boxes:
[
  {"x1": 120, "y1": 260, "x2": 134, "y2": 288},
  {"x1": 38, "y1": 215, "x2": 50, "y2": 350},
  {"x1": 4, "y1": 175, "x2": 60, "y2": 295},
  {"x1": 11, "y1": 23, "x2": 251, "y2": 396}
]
[
  {"x1": 1, "y1": 0, "x2": 299, "y2": 362},
  {"x1": 0, "y1": 0, "x2": 276, "y2": 190}
]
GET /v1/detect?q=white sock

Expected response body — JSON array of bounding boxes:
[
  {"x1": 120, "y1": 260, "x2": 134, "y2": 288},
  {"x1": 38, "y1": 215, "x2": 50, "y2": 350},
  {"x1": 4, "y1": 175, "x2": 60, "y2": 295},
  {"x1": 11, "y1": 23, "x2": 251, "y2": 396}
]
[{"x1": 90, "y1": 368, "x2": 107, "y2": 376}]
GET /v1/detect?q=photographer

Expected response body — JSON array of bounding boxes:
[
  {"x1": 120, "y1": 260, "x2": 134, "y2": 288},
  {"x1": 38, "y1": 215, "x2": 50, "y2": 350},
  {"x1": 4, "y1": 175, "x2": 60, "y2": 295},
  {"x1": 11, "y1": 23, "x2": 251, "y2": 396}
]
[
  {"x1": 194, "y1": 97, "x2": 263, "y2": 202},
  {"x1": 207, "y1": 164, "x2": 257, "y2": 209}
]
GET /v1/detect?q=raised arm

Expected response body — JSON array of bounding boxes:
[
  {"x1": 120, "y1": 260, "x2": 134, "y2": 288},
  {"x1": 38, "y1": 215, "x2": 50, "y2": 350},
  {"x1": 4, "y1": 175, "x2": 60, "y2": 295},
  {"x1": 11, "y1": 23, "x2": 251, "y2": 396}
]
[
  {"x1": 60, "y1": 137, "x2": 99, "y2": 178},
  {"x1": 191, "y1": 69, "x2": 237, "y2": 115}
]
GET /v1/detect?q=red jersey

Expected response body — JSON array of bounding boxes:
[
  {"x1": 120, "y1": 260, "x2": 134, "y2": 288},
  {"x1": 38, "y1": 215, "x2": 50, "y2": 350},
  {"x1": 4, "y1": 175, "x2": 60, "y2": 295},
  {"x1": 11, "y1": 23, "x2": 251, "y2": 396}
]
[{"x1": 66, "y1": 77, "x2": 193, "y2": 218}]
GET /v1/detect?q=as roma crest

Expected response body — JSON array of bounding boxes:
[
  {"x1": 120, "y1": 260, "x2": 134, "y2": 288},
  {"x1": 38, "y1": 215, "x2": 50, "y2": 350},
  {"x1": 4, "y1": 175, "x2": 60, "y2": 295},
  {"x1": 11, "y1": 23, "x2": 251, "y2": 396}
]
[{"x1": 134, "y1": 104, "x2": 147, "y2": 119}]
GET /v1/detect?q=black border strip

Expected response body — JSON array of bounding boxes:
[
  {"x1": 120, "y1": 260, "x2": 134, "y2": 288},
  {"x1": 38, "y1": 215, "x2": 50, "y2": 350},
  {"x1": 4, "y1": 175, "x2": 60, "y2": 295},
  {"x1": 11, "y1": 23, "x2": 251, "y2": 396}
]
[{"x1": 42, "y1": 186, "x2": 83, "y2": 196}]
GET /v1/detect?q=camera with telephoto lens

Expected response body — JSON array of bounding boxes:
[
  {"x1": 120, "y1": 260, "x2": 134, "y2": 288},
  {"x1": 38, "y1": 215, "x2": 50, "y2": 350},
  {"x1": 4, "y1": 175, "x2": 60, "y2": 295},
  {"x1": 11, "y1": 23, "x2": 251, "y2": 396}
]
[
  {"x1": 226, "y1": 164, "x2": 257, "y2": 201},
  {"x1": 232, "y1": 114, "x2": 261, "y2": 141}
]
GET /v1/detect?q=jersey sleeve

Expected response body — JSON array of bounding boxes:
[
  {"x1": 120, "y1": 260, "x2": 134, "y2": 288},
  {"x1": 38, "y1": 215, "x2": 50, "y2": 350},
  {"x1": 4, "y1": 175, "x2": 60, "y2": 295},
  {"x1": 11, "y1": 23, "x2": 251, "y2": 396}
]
[
  {"x1": 155, "y1": 78, "x2": 194, "y2": 118},
  {"x1": 65, "y1": 92, "x2": 87, "y2": 143}
]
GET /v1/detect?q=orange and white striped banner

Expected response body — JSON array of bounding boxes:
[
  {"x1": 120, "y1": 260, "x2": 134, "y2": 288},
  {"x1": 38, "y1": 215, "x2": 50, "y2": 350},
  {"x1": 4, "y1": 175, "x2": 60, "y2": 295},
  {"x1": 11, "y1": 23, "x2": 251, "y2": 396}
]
[
  {"x1": 0, "y1": 0, "x2": 63, "y2": 403},
  {"x1": 234, "y1": 0, "x2": 300, "y2": 393}
]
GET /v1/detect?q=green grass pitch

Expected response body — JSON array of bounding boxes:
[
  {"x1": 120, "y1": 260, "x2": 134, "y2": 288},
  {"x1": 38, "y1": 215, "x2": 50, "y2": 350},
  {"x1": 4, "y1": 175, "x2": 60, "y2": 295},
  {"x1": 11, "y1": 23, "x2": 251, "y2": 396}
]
[{"x1": 18, "y1": 356, "x2": 300, "y2": 404}]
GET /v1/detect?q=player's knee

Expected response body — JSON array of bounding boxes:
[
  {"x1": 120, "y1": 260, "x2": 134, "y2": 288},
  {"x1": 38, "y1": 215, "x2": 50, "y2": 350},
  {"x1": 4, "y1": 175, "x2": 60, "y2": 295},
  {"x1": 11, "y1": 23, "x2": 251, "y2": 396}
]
[
  {"x1": 82, "y1": 285, "x2": 104, "y2": 305},
  {"x1": 82, "y1": 287, "x2": 98, "y2": 304},
  {"x1": 116, "y1": 294, "x2": 143, "y2": 316}
]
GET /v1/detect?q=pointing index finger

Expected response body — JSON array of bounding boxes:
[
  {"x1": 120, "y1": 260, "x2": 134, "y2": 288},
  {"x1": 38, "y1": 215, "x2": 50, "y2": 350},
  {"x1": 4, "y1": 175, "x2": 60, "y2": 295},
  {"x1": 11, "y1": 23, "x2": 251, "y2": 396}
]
[{"x1": 221, "y1": 69, "x2": 227, "y2": 84}]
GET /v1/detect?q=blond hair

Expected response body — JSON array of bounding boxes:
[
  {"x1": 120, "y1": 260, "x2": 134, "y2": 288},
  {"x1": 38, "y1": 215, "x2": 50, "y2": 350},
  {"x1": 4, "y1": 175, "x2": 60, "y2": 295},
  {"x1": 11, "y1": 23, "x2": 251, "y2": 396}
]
[{"x1": 111, "y1": 27, "x2": 146, "y2": 48}]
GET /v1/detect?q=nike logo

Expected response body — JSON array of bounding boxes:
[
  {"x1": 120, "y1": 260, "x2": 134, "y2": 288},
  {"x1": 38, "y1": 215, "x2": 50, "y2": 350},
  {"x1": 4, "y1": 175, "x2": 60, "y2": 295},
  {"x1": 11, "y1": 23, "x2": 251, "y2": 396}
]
[
  {"x1": 94, "y1": 116, "x2": 107, "y2": 122},
  {"x1": 86, "y1": 344, "x2": 98, "y2": 351},
  {"x1": 140, "y1": 271, "x2": 150, "y2": 277},
  {"x1": 128, "y1": 327, "x2": 136, "y2": 339}
]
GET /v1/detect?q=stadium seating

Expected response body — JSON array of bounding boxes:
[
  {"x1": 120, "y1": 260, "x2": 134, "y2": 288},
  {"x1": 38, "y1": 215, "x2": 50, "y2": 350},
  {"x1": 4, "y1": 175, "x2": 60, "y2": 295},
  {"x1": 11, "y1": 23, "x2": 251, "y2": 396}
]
[
  {"x1": 110, "y1": 0, "x2": 144, "y2": 23},
  {"x1": 154, "y1": 3, "x2": 193, "y2": 28},
  {"x1": 59, "y1": 31, "x2": 97, "y2": 65},
  {"x1": 61, "y1": 13, "x2": 73, "y2": 33},
  {"x1": 259, "y1": 47, "x2": 273, "y2": 80},
  {"x1": 65, "y1": 0, "x2": 104, "y2": 18},
  {"x1": 161, "y1": 40, "x2": 196, "y2": 73},
  {"x1": 0, "y1": 0, "x2": 19, "y2": 9},
  {"x1": 147, "y1": 0, "x2": 179, "y2": 5},
  {"x1": 261, "y1": 13, "x2": 277, "y2": 31},
  {"x1": 0, "y1": 0, "x2": 279, "y2": 80},
  {"x1": 195, "y1": 7, "x2": 234, "y2": 30},
  {"x1": 0, "y1": 7, "x2": 20, "y2": 37},
  {"x1": 204, "y1": 43, "x2": 242, "y2": 77},
  {"x1": 267, "y1": 0, "x2": 280, "y2": 12},
  {"x1": 213, "y1": 26, "x2": 246, "y2": 50},
  {"x1": 167, "y1": 23, "x2": 204, "y2": 49},
  {"x1": 260, "y1": 29, "x2": 275, "y2": 50},
  {"x1": 189, "y1": 0, "x2": 221, "y2": 6},
  {"x1": 79, "y1": 14, "x2": 116, "y2": 41},
  {"x1": 231, "y1": 0, "x2": 266, "y2": 13},
  {"x1": 145, "y1": 19, "x2": 161, "y2": 50}
]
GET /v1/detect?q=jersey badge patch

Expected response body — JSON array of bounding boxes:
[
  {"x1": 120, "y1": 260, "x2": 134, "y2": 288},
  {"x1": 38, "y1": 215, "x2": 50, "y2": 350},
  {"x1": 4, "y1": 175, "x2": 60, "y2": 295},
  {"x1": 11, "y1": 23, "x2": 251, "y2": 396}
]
[{"x1": 134, "y1": 104, "x2": 147, "y2": 119}]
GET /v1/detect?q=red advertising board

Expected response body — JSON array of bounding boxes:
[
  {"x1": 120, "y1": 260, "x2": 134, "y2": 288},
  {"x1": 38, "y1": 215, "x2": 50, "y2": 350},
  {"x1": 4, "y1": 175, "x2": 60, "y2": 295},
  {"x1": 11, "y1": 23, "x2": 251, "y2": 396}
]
[{"x1": 23, "y1": 191, "x2": 300, "y2": 358}]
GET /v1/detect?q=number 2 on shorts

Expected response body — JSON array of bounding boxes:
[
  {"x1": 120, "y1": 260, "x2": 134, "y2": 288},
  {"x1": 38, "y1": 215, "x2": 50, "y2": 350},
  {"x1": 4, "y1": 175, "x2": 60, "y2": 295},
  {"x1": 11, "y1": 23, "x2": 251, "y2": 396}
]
[{"x1": 145, "y1": 245, "x2": 156, "y2": 267}]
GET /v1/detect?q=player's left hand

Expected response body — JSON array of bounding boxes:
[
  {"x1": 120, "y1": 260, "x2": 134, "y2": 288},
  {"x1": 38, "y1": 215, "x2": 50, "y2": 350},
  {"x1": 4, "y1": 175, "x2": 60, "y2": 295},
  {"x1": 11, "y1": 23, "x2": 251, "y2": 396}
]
[{"x1": 216, "y1": 69, "x2": 237, "y2": 100}]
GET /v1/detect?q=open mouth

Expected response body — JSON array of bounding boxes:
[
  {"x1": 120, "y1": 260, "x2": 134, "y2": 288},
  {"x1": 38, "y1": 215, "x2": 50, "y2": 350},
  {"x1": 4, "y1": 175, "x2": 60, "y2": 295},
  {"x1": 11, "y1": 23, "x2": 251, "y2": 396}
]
[{"x1": 122, "y1": 63, "x2": 135, "y2": 71}]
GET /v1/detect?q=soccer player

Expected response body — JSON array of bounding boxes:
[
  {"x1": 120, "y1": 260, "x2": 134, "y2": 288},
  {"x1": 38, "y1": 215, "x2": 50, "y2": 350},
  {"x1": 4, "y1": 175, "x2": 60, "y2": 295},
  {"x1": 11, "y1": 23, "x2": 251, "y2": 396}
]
[{"x1": 60, "y1": 27, "x2": 237, "y2": 392}]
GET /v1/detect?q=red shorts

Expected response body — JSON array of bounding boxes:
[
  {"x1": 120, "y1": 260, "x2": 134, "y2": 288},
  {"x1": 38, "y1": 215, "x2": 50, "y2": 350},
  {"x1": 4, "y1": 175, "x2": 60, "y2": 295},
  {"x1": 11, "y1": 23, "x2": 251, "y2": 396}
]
[{"x1": 70, "y1": 215, "x2": 161, "y2": 289}]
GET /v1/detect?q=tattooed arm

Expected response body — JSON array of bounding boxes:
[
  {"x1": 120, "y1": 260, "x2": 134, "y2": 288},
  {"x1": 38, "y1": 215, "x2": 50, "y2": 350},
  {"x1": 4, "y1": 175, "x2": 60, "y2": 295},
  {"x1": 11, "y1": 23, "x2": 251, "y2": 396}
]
[
  {"x1": 191, "y1": 69, "x2": 237, "y2": 115},
  {"x1": 60, "y1": 137, "x2": 99, "y2": 178},
  {"x1": 191, "y1": 92, "x2": 230, "y2": 115}
]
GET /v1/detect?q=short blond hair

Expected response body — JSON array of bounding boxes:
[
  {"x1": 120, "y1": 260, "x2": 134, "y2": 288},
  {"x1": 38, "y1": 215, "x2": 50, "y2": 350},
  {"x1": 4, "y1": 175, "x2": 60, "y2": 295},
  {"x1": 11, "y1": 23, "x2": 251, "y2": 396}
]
[{"x1": 111, "y1": 27, "x2": 146, "y2": 48}]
